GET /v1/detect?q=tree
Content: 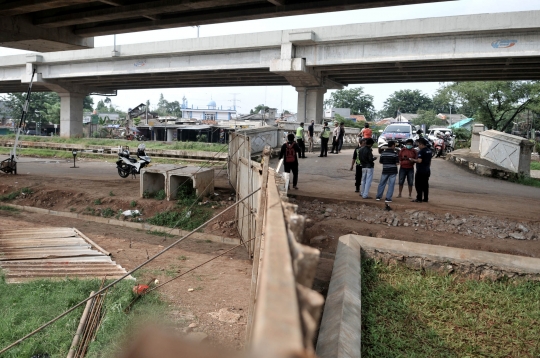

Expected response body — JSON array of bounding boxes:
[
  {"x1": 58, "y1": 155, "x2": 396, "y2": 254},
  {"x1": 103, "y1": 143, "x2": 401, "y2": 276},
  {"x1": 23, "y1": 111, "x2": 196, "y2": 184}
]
[
  {"x1": 441, "y1": 81, "x2": 540, "y2": 132},
  {"x1": 251, "y1": 104, "x2": 269, "y2": 114},
  {"x1": 83, "y1": 96, "x2": 94, "y2": 111},
  {"x1": 381, "y1": 89, "x2": 433, "y2": 118},
  {"x1": 323, "y1": 87, "x2": 375, "y2": 120},
  {"x1": 412, "y1": 109, "x2": 447, "y2": 129}
]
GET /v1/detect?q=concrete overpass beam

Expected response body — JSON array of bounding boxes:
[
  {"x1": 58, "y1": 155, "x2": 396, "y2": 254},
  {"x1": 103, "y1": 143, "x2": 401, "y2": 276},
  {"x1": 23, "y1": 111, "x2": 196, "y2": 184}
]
[
  {"x1": 0, "y1": 15, "x2": 93, "y2": 52},
  {"x1": 296, "y1": 87, "x2": 326, "y2": 124},
  {"x1": 59, "y1": 92, "x2": 85, "y2": 138}
]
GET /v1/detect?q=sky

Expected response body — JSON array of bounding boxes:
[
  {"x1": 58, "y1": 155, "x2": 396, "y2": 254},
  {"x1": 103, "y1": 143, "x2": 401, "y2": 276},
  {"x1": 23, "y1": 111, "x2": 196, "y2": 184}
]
[{"x1": 1, "y1": 0, "x2": 540, "y2": 116}]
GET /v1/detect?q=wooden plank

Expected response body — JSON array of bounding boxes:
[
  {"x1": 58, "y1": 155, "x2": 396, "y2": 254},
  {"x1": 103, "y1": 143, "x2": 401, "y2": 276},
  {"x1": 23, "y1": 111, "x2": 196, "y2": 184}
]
[{"x1": 73, "y1": 228, "x2": 111, "y2": 256}]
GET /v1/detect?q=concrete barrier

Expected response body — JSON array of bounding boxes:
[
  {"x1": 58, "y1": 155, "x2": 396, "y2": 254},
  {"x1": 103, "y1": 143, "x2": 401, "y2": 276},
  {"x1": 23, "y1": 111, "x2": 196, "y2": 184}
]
[
  {"x1": 470, "y1": 123, "x2": 484, "y2": 153},
  {"x1": 479, "y1": 130, "x2": 534, "y2": 176},
  {"x1": 140, "y1": 164, "x2": 214, "y2": 201}
]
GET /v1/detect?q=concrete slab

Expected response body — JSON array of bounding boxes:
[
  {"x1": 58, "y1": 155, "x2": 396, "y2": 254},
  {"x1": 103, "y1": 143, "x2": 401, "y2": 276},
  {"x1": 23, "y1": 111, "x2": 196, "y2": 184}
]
[
  {"x1": 347, "y1": 234, "x2": 540, "y2": 276},
  {"x1": 446, "y1": 148, "x2": 521, "y2": 181},
  {"x1": 316, "y1": 235, "x2": 361, "y2": 358}
]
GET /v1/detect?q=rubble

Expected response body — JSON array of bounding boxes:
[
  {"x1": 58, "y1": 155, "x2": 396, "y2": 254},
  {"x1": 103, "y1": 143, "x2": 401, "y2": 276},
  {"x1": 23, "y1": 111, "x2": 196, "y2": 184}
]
[{"x1": 297, "y1": 201, "x2": 539, "y2": 241}]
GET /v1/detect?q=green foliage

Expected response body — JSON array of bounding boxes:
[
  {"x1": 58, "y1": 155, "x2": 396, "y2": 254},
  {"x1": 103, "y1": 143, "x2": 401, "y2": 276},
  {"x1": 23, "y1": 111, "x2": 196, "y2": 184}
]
[
  {"x1": 146, "y1": 230, "x2": 174, "y2": 238},
  {"x1": 21, "y1": 187, "x2": 33, "y2": 194},
  {"x1": 130, "y1": 200, "x2": 137, "y2": 208},
  {"x1": 0, "y1": 278, "x2": 166, "y2": 358},
  {"x1": 413, "y1": 109, "x2": 448, "y2": 128},
  {"x1": 324, "y1": 87, "x2": 375, "y2": 120},
  {"x1": 109, "y1": 191, "x2": 115, "y2": 196},
  {"x1": 510, "y1": 176, "x2": 540, "y2": 188},
  {"x1": 439, "y1": 81, "x2": 540, "y2": 131},
  {"x1": 101, "y1": 207, "x2": 115, "y2": 218},
  {"x1": 133, "y1": 117, "x2": 141, "y2": 126},
  {"x1": 93, "y1": 198, "x2": 102, "y2": 205},
  {"x1": 453, "y1": 127, "x2": 471, "y2": 141},
  {"x1": 334, "y1": 114, "x2": 363, "y2": 129},
  {"x1": 0, "y1": 205, "x2": 19, "y2": 212},
  {"x1": 177, "y1": 255, "x2": 188, "y2": 261},
  {"x1": 381, "y1": 89, "x2": 433, "y2": 118},
  {"x1": 156, "y1": 93, "x2": 182, "y2": 117},
  {"x1": 147, "y1": 183, "x2": 210, "y2": 230},
  {"x1": 250, "y1": 104, "x2": 270, "y2": 115},
  {"x1": 361, "y1": 259, "x2": 540, "y2": 357},
  {"x1": 0, "y1": 190, "x2": 21, "y2": 201},
  {"x1": 196, "y1": 134, "x2": 208, "y2": 142},
  {"x1": 154, "y1": 189, "x2": 166, "y2": 201},
  {"x1": 531, "y1": 162, "x2": 540, "y2": 170}
]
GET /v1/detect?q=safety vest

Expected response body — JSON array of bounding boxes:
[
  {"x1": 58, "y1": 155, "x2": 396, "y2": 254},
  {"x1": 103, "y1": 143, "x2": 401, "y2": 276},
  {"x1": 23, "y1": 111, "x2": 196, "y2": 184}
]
[
  {"x1": 355, "y1": 147, "x2": 362, "y2": 165},
  {"x1": 321, "y1": 127, "x2": 331, "y2": 139},
  {"x1": 296, "y1": 126, "x2": 304, "y2": 140}
]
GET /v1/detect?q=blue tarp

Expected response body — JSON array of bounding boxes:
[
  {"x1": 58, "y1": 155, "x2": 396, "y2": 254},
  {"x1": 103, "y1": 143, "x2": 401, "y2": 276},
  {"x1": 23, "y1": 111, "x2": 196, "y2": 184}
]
[{"x1": 449, "y1": 118, "x2": 474, "y2": 129}]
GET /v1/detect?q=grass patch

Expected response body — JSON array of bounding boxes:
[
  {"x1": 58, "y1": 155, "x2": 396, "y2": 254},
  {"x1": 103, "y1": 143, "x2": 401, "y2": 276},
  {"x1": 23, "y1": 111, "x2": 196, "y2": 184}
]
[
  {"x1": 146, "y1": 230, "x2": 174, "y2": 238},
  {"x1": 177, "y1": 256, "x2": 188, "y2": 261},
  {"x1": 0, "y1": 277, "x2": 166, "y2": 358},
  {"x1": 361, "y1": 259, "x2": 540, "y2": 357},
  {"x1": 531, "y1": 161, "x2": 540, "y2": 170},
  {"x1": 147, "y1": 182, "x2": 210, "y2": 231},
  {"x1": 130, "y1": 200, "x2": 137, "y2": 208},
  {"x1": 0, "y1": 190, "x2": 20, "y2": 202},
  {"x1": 93, "y1": 198, "x2": 102, "y2": 205},
  {"x1": 510, "y1": 176, "x2": 540, "y2": 188},
  {"x1": 154, "y1": 189, "x2": 166, "y2": 201},
  {"x1": 0, "y1": 205, "x2": 19, "y2": 212},
  {"x1": 109, "y1": 191, "x2": 115, "y2": 196}
]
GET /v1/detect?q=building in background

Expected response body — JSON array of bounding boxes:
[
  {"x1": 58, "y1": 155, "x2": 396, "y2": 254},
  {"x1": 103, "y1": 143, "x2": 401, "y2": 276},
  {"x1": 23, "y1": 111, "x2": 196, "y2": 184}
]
[
  {"x1": 181, "y1": 99, "x2": 236, "y2": 121},
  {"x1": 324, "y1": 108, "x2": 351, "y2": 120}
]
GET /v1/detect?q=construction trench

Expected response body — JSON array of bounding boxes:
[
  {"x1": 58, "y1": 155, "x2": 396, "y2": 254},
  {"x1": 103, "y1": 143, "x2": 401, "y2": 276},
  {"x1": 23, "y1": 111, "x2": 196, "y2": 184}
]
[{"x1": 0, "y1": 132, "x2": 540, "y2": 357}]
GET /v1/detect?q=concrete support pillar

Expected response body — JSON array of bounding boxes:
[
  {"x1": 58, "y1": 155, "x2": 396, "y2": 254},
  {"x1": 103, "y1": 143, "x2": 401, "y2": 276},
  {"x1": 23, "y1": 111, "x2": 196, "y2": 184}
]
[
  {"x1": 296, "y1": 88, "x2": 326, "y2": 124},
  {"x1": 59, "y1": 92, "x2": 85, "y2": 138},
  {"x1": 470, "y1": 123, "x2": 484, "y2": 153}
]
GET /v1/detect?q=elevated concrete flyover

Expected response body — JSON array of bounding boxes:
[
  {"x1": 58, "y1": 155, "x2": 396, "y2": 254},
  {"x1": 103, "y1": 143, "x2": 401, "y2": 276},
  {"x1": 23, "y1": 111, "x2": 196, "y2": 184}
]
[
  {"x1": 0, "y1": 0, "x2": 449, "y2": 52},
  {"x1": 1, "y1": 10, "x2": 540, "y2": 136}
]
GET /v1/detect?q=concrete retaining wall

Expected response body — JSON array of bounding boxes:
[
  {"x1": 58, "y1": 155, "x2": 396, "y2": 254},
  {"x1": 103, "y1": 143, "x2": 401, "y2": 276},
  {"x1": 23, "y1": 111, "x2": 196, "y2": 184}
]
[{"x1": 479, "y1": 130, "x2": 534, "y2": 176}]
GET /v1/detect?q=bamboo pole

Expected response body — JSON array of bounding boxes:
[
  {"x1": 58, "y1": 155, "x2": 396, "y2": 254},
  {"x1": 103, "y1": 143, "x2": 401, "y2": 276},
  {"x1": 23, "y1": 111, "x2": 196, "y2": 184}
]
[{"x1": 67, "y1": 291, "x2": 95, "y2": 358}]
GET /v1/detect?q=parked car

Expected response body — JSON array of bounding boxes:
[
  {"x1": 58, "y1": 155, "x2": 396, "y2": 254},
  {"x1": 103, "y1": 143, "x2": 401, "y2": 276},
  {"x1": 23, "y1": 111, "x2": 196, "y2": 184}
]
[
  {"x1": 25, "y1": 130, "x2": 37, "y2": 135},
  {"x1": 377, "y1": 122, "x2": 417, "y2": 153}
]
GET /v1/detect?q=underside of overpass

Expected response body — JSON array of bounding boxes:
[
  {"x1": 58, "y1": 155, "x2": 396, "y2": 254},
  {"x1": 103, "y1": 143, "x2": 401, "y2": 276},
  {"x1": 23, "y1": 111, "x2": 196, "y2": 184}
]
[{"x1": 0, "y1": 0, "x2": 447, "y2": 52}]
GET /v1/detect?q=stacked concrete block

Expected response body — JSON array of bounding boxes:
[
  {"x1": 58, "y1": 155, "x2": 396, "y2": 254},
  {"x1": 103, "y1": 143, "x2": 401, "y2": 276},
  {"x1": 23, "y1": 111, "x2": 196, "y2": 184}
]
[{"x1": 140, "y1": 165, "x2": 214, "y2": 201}]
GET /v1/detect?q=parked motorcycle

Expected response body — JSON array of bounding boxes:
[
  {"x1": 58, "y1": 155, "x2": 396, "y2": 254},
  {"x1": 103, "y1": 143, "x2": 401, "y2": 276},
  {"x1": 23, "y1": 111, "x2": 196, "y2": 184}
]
[
  {"x1": 433, "y1": 134, "x2": 446, "y2": 158},
  {"x1": 444, "y1": 134, "x2": 454, "y2": 154},
  {"x1": 116, "y1": 144, "x2": 151, "y2": 178}
]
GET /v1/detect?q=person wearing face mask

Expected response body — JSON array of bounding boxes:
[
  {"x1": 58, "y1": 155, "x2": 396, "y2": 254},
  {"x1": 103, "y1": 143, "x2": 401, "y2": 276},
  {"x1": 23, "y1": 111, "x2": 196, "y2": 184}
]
[{"x1": 397, "y1": 138, "x2": 417, "y2": 199}]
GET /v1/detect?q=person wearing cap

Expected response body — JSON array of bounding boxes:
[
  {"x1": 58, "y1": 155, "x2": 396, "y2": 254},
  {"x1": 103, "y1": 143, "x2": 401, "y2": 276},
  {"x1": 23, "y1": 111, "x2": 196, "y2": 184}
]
[
  {"x1": 397, "y1": 138, "x2": 417, "y2": 199},
  {"x1": 409, "y1": 138, "x2": 433, "y2": 203}
]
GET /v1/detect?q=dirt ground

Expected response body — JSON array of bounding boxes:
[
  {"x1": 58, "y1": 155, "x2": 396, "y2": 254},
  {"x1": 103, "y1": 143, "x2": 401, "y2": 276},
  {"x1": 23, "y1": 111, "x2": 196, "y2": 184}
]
[{"x1": 0, "y1": 161, "x2": 252, "y2": 351}]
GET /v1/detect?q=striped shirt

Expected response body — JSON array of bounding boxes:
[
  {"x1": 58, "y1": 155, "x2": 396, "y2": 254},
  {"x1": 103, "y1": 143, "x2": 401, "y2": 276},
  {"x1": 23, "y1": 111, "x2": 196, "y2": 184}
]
[{"x1": 379, "y1": 149, "x2": 399, "y2": 175}]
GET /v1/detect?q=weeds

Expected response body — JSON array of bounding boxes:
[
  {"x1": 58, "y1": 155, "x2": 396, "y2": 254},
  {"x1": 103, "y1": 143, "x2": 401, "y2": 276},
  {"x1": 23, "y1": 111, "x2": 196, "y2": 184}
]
[
  {"x1": 109, "y1": 191, "x2": 115, "y2": 196},
  {"x1": 101, "y1": 207, "x2": 114, "y2": 218},
  {"x1": 21, "y1": 187, "x2": 33, "y2": 195},
  {"x1": 146, "y1": 230, "x2": 174, "y2": 238},
  {"x1": 510, "y1": 176, "x2": 540, "y2": 188},
  {"x1": 0, "y1": 205, "x2": 19, "y2": 212},
  {"x1": 361, "y1": 259, "x2": 540, "y2": 357},
  {"x1": 83, "y1": 207, "x2": 96, "y2": 216},
  {"x1": 531, "y1": 161, "x2": 540, "y2": 171},
  {"x1": 154, "y1": 189, "x2": 166, "y2": 201},
  {"x1": 93, "y1": 198, "x2": 102, "y2": 205},
  {"x1": 130, "y1": 200, "x2": 137, "y2": 208},
  {"x1": 177, "y1": 256, "x2": 188, "y2": 261},
  {"x1": 69, "y1": 207, "x2": 76, "y2": 212},
  {"x1": 0, "y1": 190, "x2": 20, "y2": 201}
]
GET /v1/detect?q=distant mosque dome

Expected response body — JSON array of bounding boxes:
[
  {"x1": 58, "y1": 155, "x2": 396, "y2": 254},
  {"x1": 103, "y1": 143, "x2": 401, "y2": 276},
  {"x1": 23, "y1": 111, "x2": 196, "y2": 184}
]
[{"x1": 207, "y1": 100, "x2": 216, "y2": 109}]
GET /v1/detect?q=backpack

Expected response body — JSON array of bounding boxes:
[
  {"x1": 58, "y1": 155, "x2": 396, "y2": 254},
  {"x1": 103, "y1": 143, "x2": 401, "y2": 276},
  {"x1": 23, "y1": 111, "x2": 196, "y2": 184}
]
[{"x1": 285, "y1": 143, "x2": 296, "y2": 163}]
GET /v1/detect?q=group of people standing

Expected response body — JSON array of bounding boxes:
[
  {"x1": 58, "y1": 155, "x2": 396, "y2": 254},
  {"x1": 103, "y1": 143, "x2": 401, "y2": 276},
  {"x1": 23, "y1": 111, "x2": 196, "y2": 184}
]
[
  {"x1": 279, "y1": 120, "x2": 432, "y2": 202},
  {"x1": 350, "y1": 137, "x2": 432, "y2": 203}
]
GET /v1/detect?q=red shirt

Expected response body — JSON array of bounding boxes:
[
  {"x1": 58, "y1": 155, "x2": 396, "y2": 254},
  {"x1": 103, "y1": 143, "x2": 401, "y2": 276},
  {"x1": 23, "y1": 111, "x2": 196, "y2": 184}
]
[
  {"x1": 399, "y1": 148, "x2": 417, "y2": 169},
  {"x1": 361, "y1": 128, "x2": 372, "y2": 138}
]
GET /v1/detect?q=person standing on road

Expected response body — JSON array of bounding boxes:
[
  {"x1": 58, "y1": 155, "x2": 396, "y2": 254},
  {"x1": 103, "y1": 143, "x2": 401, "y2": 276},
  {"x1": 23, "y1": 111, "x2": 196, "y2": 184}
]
[
  {"x1": 318, "y1": 122, "x2": 331, "y2": 157},
  {"x1": 397, "y1": 138, "x2": 417, "y2": 199},
  {"x1": 360, "y1": 123, "x2": 372, "y2": 139},
  {"x1": 350, "y1": 138, "x2": 366, "y2": 193},
  {"x1": 337, "y1": 122, "x2": 345, "y2": 153},
  {"x1": 279, "y1": 133, "x2": 301, "y2": 190},
  {"x1": 359, "y1": 138, "x2": 376, "y2": 199},
  {"x1": 295, "y1": 122, "x2": 307, "y2": 158},
  {"x1": 376, "y1": 140, "x2": 399, "y2": 203},
  {"x1": 331, "y1": 122, "x2": 340, "y2": 154},
  {"x1": 409, "y1": 138, "x2": 432, "y2": 202},
  {"x1": 307, "y1": 120, "x2": 315, "y2": 153}
]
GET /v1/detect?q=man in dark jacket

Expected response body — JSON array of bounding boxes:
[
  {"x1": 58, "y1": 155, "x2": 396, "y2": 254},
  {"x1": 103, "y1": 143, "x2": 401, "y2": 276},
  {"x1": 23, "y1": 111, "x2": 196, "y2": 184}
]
[
  {"x1": 359, "y1": 138, "x2": 376, "y2": 199},
  {"x1": 376, "y1": 140, "x2": 399, "y2": 203},
  {"x1": 350, "y1": 138, "x2": 366, "y2": 192},
  {"x1": 279, "y1": 133, "x2": 301, "y2": 189},
  {"x1": 409, "y1": 138, "x2": 433, "y2": 202}
]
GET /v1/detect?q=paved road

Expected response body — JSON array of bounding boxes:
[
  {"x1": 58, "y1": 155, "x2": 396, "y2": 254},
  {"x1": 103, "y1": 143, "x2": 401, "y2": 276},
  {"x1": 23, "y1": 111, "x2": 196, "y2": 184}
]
[
  {"x1": 3, "y1": 152, "x2": 540, "y2": 221},
  {"x1": 269, "y1": 149, "x2": 540, "y2": 221}
]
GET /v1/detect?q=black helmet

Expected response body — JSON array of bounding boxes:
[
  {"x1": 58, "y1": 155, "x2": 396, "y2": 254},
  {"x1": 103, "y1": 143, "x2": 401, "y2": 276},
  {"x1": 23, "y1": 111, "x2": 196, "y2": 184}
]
[{"x1": 416, "y1": 129, "x2": 423, "y2": 135}]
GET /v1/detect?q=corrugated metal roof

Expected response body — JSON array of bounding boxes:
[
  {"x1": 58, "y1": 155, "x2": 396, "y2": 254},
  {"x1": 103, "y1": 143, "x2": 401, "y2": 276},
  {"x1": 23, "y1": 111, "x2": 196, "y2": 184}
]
[{"x1": 0, "y1": 228, "x2": 132, "y2": 283}]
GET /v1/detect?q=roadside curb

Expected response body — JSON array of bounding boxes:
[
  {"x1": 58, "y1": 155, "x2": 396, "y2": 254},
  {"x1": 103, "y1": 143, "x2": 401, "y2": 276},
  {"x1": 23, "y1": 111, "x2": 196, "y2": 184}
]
[
  {"x1": 3, "y1": 204, "x2": 239, "y2": 246},
  {"x1": 446, "y1": 151, "x2": 519, "y2": 180},
  {"x1": 316, "y1": 235, "x2": 361, "y2": 358}
]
